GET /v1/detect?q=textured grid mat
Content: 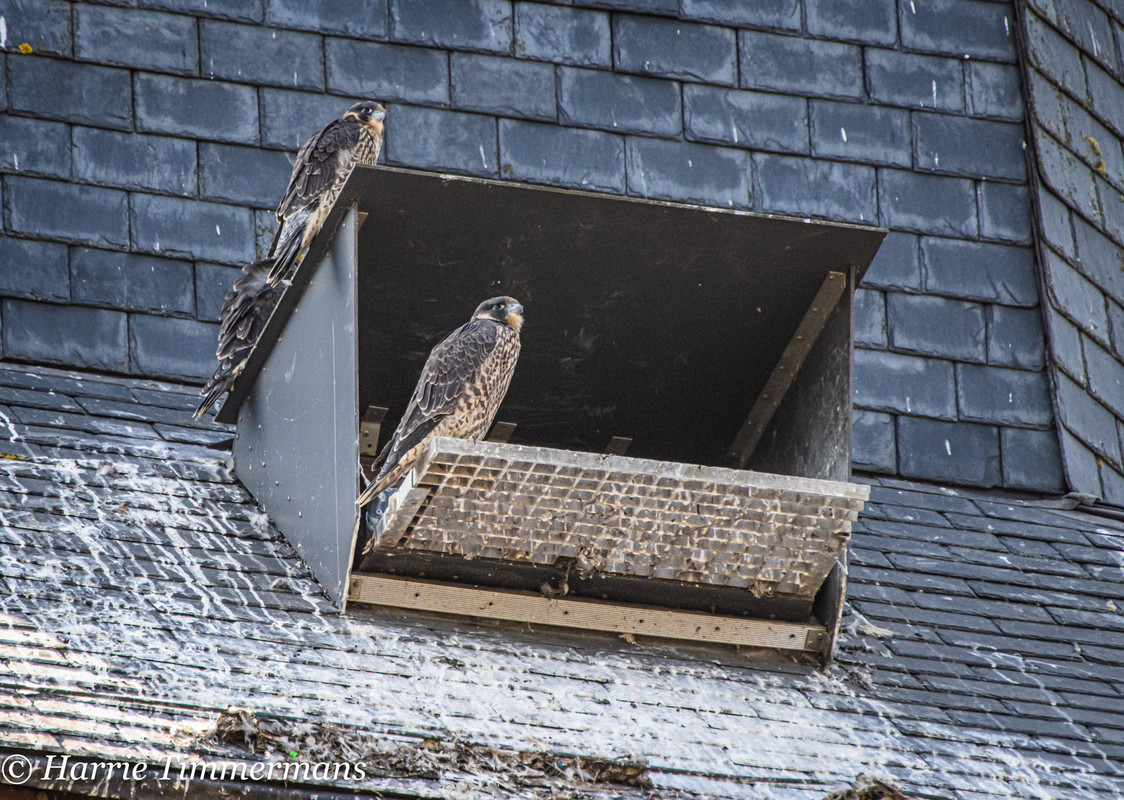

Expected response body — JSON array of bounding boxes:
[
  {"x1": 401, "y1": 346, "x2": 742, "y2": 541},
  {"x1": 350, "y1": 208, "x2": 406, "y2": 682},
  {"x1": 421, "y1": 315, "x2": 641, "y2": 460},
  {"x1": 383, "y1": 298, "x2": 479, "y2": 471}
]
[{"x1": 372, "y1": 438, "x2": 868, "y2": 599}]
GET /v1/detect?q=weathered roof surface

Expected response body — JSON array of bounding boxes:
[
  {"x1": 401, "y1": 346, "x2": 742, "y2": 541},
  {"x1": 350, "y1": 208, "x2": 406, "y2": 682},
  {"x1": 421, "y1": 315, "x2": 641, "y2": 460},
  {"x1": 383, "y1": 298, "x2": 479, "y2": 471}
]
[
  {"x1": 1, "y1": 361, "x2": 1123, "y2": 799},
  {"x1": 1019, "y1": 0, "x2": 1124, "y2": 502}
]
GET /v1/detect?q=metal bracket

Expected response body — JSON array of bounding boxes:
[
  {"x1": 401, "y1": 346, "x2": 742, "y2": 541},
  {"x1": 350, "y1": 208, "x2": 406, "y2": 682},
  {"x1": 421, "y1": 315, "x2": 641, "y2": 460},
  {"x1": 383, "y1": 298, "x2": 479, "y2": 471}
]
[
  {"x1": 487, "y1": 421, "x2": 517, "y2": 443},
  {"x1": 605, "y1": 436, "x2": 632, "y2": 455},
  {"x1": 730, "y1": 271, "x2": 848, "y2": 468},
  {"x1": 360, "y1": 406, "x2": 389, "y2": 458}
]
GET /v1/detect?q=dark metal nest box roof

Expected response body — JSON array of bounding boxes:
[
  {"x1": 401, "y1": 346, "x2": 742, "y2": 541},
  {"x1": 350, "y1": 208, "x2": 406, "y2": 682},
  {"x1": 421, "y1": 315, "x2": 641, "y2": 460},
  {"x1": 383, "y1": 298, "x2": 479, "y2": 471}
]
[{"x1": 220, "y1": 166, "x2": 885, "y2": 473}]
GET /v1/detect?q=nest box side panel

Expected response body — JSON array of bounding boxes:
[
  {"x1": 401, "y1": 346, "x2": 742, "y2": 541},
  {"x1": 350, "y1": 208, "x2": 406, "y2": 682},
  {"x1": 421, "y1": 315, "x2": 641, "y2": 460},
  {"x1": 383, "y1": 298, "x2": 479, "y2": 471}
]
[
  {"x1": 233, "y1": 208, "x2": 360, "y2": 608},
  {"x1": 747, "y1": 273, "x2": 855, "y2": 483}
]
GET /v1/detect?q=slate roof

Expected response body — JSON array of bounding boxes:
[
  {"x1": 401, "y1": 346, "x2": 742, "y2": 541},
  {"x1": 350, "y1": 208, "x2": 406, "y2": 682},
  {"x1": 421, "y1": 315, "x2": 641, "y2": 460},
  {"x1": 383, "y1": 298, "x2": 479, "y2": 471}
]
[
  {"x1": 1018, "y1": 0, "x2": 1124, "y2": 504},
  {"x1": 1, "y1": 360, "x2": 1123, "y2": 799},
  {"x1": 0, "y1": 0, "x2": 1064, "y2": 495}
]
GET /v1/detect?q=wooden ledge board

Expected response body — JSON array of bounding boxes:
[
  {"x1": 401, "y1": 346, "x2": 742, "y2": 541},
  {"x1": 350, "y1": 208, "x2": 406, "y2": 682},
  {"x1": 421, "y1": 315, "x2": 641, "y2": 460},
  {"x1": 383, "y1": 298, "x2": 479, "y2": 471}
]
[{"x1": 349, "y1": 573, "x2": 827, "y2": 652}]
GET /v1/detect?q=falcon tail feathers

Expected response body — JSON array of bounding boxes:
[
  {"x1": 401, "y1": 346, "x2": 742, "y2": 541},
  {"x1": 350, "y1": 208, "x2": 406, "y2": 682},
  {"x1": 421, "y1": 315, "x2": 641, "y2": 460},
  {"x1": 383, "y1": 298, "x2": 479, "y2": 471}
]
[{"x1": 266, "y1": 211, "x2": 308, "y2": 286}]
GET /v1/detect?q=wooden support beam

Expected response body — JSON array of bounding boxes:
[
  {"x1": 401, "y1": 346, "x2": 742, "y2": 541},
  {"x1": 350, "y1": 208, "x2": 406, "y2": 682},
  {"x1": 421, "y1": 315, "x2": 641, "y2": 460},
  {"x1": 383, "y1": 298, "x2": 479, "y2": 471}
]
[
  {"x1": 349, "y1": 573, "x2": 828, "y2": 652},
  {"x1": 605, "y1": 436, "x2": 632, "y2": 455},
  {"x1": 486, "y1": 421, "x2": 517, "y2": 443},
  {"x1": 730, "y1": 271, "x2": 848, "y2": 468}
]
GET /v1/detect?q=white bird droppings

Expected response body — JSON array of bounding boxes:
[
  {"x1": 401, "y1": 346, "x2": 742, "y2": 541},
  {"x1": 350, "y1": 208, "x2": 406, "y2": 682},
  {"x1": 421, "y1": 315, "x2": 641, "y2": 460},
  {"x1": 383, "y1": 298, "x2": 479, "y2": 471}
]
[{"x1": 841, "y1": 128, "x2": 847, "y2": 142}]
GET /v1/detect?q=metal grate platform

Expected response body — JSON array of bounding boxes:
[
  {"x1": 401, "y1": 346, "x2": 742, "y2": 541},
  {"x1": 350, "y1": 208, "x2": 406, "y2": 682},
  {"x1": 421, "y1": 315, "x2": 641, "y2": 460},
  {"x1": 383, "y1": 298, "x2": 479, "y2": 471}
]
[{"x1": 369, "y1": 438, "x2": 869, "y2": 600}]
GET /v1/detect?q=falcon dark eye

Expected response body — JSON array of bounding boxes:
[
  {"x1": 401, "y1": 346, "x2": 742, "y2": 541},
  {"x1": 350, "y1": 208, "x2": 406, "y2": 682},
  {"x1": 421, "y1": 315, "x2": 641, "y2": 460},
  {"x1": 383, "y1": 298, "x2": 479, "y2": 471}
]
[{"x1": 493, "y1": 303, "x2": 504, "y2": 310}]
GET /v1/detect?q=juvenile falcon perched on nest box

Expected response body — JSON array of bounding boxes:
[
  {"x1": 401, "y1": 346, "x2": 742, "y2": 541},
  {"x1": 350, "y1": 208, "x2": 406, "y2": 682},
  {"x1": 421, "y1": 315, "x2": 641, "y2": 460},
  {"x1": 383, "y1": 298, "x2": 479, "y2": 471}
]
[
  {"x1": 193, "y1": 258, "x2": 282, "y2": 418},
  {"x1": 358, "y1": 297, "x2": 525, "y2": 506},
  {"x1": 267, "y1": 100, "x2": 385, "y2": 285}
]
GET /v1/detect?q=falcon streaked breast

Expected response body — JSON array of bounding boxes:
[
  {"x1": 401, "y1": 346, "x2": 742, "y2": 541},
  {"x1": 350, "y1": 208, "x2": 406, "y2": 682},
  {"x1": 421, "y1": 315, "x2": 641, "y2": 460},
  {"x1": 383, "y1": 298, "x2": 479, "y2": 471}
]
[
  {"x1": 267, "y1": 101, "x2": 385, "y2": 286},
  {"x1": 358, "y1": 296, "x2": 525, "y2": 505}
]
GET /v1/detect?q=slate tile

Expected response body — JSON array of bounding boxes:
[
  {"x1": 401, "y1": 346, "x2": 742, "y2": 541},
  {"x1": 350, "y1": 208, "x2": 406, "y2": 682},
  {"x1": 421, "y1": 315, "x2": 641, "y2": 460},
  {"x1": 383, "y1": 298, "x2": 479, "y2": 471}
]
[
  {"x1": 130, "y1": 194, "x2": 256, "y2": 264},
  {"x1": 199, "y1": 143, "x2": 293, "y2": 208},
  {"x1": 0, "y1": 115, "x2": 71, "y2": 179},
  {"x1": 853, "y1": 288, "x2": 885, "y2": 348},
  {"x1": 1083, "y1": 338, "x2": 1124, "y2": 418},
  {"x1": 0, "y1": 238, "x2": 69, "y2": 302},
  {"x1": 580, "y1": 0, "x2": 677, "y2": 13},
  {"x1": 805, "y1": 0, "x2": 896, "y2": 45},
  {"x1": 195, "y1": 263, "x2": 240, "y2": 322},
  {"x1": 265, "y1": 0, "x2": 388, "y2": 37},
  {"x1": 326, "y1": 39, "x2": 447, "y2": 106},
  {"x1": 887, "y1": 294, "x2": 986, "y2": 363},
  {"x1": 987, "y1": 305, "x2": 1047, "y2": 371},
  {"x1": 514, "y1": 3, "x2": 611, "y2": 68},
  {"x1": 864, "y1": 518, "x2": 1006, "y2": 555},
  {"x1": 259, "y1": 90, "x2": 359, "y2": 150},
  {"x1": 897, "y1": 417, "x2": 1001, "y2": 487},
  {"x1": 680, "y1": 0, "x2": 800, "y2": 30},
  {"x1": 1025, "y1": 11, "x2": 1086, "y2": 98},
  {"x1": 9, "y1": 58, "x2": 132, "y2": 130},
  {"x1": 1073, "y1": 215, "x2": 1124, "y2": 299},
  {"x1": 685, "y1": 85, "x2": 808, "y2": 154},
  {"x1": 558, "y1": 67, "x2": 681, "y2": 137},
  {"x1": 910, "y1": 592, "x2": 1056, "y2": 625},
  {"x1": 1058, "y1": 91, "x2": 1124, "y2": 189},
  {"x1": 977, "y1": 181, "x2": 1032, "y2": 245},
  {"x1": 498, "y1": 119, "x2": 624, "y2": 194},
  {"x1": 899, "y1": 0, "x2": 1016, "y2": 62},
  {"x1": 139, "y1": 0, "x2": 263, "y2": 22},
  {"x1": 753, "y1": 153, "x2": 875, "y2": 223},
  {"x1": 879, "y1": 169, "x2": 977, "y2": 238},
  {"x1": 1102, "y1": 460, "x2": 1124, "y2": 507},
  {"x1": 1086, "y1": 58, "x2": 1124, "y2": 139},
  {"x1": 1035, "y1": 129, "x2": 1102, "y2": 226},
  {"x1": 853, "y1": 348, "x2": 956, "y2": 419},
  {"x1": 861, "y1": 232, "x2": 921, "y2": 292},
  {"x1": 740, "y1": 30, "x2": 863, "y2": 98},
  {"x1": 614, "y1": 14, "x2": 737, "y2": 85},
  {"x1": 70, "y1": 248, "x2": 195, "y2": 316},
  {"x1": 867, "y1": 484, "x2": 980, "y2": 515},
  {"x1": 451, "y1": 53, "x2": 556, "y2": 120},
  {"x1": 914, "y1": 113, "x2": 1027, "y2": 181},
  {"x1": 390, "y1": 0, "x2": 512, "y2": 53},
  {"x1": 73, "y1": 127, "x2": 198, "y2": 196},
  {"x1": 851, "y1": 564, "x2": 974, "y2": 596},
  {"x1": 75, "y1": 5, "x2": 198, "y2": 75},
  {"x1": 2, "y1": 0, "x2": 72, "y2": 55},
  {"x1": 1002, "y1": 429, "x2": 1061, "y2": 489},
  {"x1": 383, "y1": 104, "x2": 498, "y2": 178},
  {"x1": 810, "y1": 100, "x2": 910, "y2": 167},
  {"x1": 1037, "y1": 187, "x2": 1075, "y2": 258},
  {"x1": 135, "y1": 74, "x2": 259, "y2": 144},
  {"x1": 201, "y1": 20, "x2": 324, "y2": 90},
  {"x1": 922, "y1": 238, "x2": 1038, "y2": 307},
  {"x1": 967, "y1": 60, "x2": 1025, "y2": 121},
  {"x1": 626, "y1": 137, "x2": 750, "y2": 209},
  {"x1": 1026, "y1": 70, "x2": 1066, "y2": 143},
  {"x1": 2, "y1": 299, "x2": 128, "y2": 373},
  {"x1": 1043, "y1": 249, "x2": 1110, "y2": 347},
  {"x1": 865, "y1": 48, "x2": 964, "y2": 112},
  {"x1": 6, "y1": 176, "x2": 129, "y2": 249},
  {"x1": 1056, "y1": 369, "x2": 1123, "y2": 468},
  {"x1": 1098, "y1": 177, "x2": 1124, "y2": 250},
  {"x1": 1046, "y1": 0, "x2": 1118, "y2": 72},
  {"x1": 852, "y1": 409, "x2": 895, "y2": 473}
]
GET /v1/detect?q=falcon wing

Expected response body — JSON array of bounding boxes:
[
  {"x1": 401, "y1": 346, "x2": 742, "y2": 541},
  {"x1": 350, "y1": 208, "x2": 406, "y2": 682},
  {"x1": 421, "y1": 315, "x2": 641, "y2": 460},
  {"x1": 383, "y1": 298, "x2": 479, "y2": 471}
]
[
  {"x1": 275, "y1": 117, "x2": 364, "y2": 222},
  {"x1": 195, "y1": 259, "x2": 282, "y2": 418}
]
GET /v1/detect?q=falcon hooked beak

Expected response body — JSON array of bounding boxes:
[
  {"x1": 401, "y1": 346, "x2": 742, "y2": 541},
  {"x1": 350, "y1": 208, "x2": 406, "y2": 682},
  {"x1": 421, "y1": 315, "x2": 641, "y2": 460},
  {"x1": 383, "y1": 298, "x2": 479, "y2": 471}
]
[{"x1": 504, "y1": 301, "x2": 524, "y2": 334}]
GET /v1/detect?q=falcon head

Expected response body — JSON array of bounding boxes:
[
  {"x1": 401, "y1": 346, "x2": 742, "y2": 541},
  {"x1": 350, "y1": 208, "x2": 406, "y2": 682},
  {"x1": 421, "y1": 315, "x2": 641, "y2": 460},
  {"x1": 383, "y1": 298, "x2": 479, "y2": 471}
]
[
  {"x1": 347, "y1": 101, "x2": 386, "y2": 135},
  {"x1": 474, "y1": 296, "x2": 524, "y2": 334}
]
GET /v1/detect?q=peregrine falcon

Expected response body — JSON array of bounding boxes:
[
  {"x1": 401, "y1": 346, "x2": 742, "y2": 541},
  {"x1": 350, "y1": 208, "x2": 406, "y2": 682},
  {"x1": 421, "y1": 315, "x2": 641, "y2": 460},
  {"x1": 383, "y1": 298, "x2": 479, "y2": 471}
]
[
  {"x1": 267, "y1": 101, "x2": 385, "y2": 286},
  {"x1": 358, "y1": 297, "x2": 525, "y2": 506},
  {"x1": 193, "y1": 259, "x2": 283, "y2": 418}
]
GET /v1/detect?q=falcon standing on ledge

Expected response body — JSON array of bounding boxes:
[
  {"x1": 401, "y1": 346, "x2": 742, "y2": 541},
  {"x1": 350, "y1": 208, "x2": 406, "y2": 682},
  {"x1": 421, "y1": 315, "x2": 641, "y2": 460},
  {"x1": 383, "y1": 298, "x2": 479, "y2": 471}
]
[
  {"x1": 193, "y1": 258, "x2": 283, "y2": 418},
  {"x1": 267, "y1": 101, "x2": 385, "y2": 285},
  {"x1": 358, "y1": 297, "x2": 525, "y2": 505}
]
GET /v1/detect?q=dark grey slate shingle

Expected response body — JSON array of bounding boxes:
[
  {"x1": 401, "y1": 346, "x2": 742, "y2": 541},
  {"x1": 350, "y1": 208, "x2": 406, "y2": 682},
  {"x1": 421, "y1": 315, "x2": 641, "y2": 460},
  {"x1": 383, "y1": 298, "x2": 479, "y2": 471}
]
[
  {"x1": 451, "y1": 52, "x2": 557, "y2": 121},
  {"x1": 266, "y1": 0, "x2": 388, "y2": 37},
  {"x1": 201, "y1": 20, "x2": 325, "y2": 90},
  {"x1": 71, "y1": 248, "x2": 195, "y2": 317},
  {"x1": 685, "y1": 85, "x2": 808, "y2": 153},
  {"x1": 499, "y1": 119, "x2": 624, "y2": 194},
  {"x1": 9, "y1": 58, "x2": 132, "y2": 130},
  {"x1": 73, "y1": 128, "x2": 198, "y2": 197},
  {"x1": 135, "y1": 74, "x2": 260, "y2": 144},
  {"x1": 2, "y1": 299, "x2": 128, "y2": 372},
  {"x1": 614, "y1": 14, "x2": 737, "y2": 86},
  {"x1": 75, "y1": 5, "x2": 199, "y2": 76},
  {"x1": 740, "y1": 30, "x2": 863, "y2": 99},
  {"x1": 514, "y1": 4, "x2": 611, "y2": 68},
  {"x1": 558, "y1": 67, "x2": 682, "y2": 138}
]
